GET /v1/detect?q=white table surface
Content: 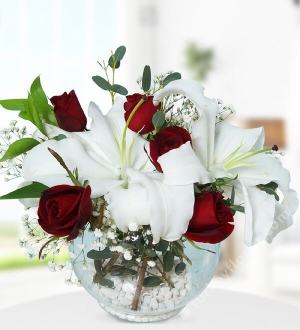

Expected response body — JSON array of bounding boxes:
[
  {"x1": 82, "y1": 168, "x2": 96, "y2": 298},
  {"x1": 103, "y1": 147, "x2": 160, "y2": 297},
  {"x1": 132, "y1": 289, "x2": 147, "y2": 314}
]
[{"x1": 0, "y1": 289, "x2": 299, "y2": 330}]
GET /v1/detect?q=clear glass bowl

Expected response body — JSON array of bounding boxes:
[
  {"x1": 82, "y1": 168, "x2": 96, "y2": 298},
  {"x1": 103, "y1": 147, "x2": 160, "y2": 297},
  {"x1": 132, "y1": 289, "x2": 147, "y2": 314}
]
[{"x1": 71, "y1": 231, "x2": 220, "y2": 322}]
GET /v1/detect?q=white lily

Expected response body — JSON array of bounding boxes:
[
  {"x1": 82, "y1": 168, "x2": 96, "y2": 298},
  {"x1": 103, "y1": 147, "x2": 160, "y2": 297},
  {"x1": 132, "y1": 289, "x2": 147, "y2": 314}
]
[
  {"x1": 154, "y1": 79, "x2": 298, "y2": 246},
  {"x1": 22, "y1": 97, "x2": 195, "y2": 243}
]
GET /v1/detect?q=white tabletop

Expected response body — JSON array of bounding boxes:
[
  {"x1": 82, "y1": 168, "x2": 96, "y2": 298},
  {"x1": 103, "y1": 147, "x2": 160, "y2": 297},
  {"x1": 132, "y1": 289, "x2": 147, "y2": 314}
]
[{"x1": 0, "y1": 289, "x2": 299, "y2": 330}]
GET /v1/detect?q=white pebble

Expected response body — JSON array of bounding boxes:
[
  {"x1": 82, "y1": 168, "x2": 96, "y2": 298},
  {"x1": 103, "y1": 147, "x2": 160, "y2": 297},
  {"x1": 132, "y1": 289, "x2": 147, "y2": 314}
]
[
  {"x1": 149, "y1": 297, "x2": 159, "y2": 309},
  {"x1": 164, "y1": 299, "x2": 175, "y2": 309},
  {"x1": 165, "y1": 291, "x2": 172, "y2": 300},
  {"x1": 101, "y1": 287, "x2": 119, "y2": 299},
  {"x1": 185, "y1": 282, "x2": 192, "y2": 291},
  {"x1": 160, "y1": 286, "x2": 170, "y2": 295},
  {"x1": 122, "y1": 281, "x2": 135, "y2": 293},
  {"x1": 180, "y1": 289, "x2": 187, "y2": 297},
  {"x1": 158, "y1": 302, "x2": 166, "y2": 309},
  {"x1": 171, "y1": 288, "x2": 179, "y2": 297}
]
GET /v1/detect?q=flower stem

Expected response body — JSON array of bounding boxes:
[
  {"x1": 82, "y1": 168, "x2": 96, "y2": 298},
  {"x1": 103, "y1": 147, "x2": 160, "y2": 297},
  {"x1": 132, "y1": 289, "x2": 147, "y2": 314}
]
[
  {"x1": 131, "y1": 257, "x2": 148, "y2": 311},
  {"x1": 131, "y1": 237, "x2": 152, "y2": 311},
  {"x1": 121, "y1": 98, "x2": 145, "y2": 166}
]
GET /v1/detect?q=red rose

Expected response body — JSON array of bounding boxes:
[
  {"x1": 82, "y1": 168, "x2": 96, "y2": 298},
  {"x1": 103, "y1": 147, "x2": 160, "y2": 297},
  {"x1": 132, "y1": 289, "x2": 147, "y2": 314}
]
[
  {"x1": 50, "y1": 90, "x2": 87, "y2": 132},
  {"x1": 185, "y1": 192, "x2": 234, "y2": 243},
  {"x1": 124, "y1": 94, "x2": 160, "y2": 134},
  {"x1": 38, "y1": 185, "x2": 92, "y2": 241},
  {"x1": 149, "y1": 126, "x2": 192, "y2": 172}
]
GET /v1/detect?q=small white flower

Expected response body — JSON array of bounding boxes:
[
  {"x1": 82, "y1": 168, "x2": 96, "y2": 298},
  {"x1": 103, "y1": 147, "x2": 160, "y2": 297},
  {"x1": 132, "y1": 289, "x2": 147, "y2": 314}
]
[
  {"x1": 107, "y1": 231, "x2": 116, "y2": 240},
  {"x1": 64, "y1": 279, "x2": 73, "y2": 286},
  {"x1": 111, "y1": 224, "x2": 116, "y2": 229},
  {"x1": 115, "y1": 246, "x2": 125, "y2": 253},
  {"x1": 147, "y1": 260, "x2": 156, "y2": 268},
  {"x1": 123, "y1": 250, "x2": 132, "y2": 260},
  {"x1": 146, "y1": 230, "x2": 152, "y2": 235},
  {"x1": 125, "y1": 236, "x2": 131, "y2": 241},
  {"x1": 74, "y1": 279, "x2": 82, "y2": 287},
  {"x1": 78, "y1": 243, "x2": 86, "y2": 250},
  {"x1": 64, "y1": 261, "x2": 73, "y2": 270},
  {"x1": 109, "y1": 246, "x2": 117, "y2": 252},
  {"x1": 136, "y1": 257, "x2": 141, "y2": 263},
  {"x1": 55, "y1": 264, "x2": 63, "y2": 271},
  {"x1": 69, "y1": 252, "x2": 77, "y2": 259},
  {"x1": 92, "y1": 211, "x2": 100, "y2": 217},
  {"x1": 48, "y1": 261, "x2": 56, "y2": 272},
  {"x1": 18, "y1": 239, "x2": 27, "y2": 248},
  {"x1": 9, "y1": 120, "x2": 17, "y2": 126},
  {"x1": 128, "y1": 222, "x2": 138, "y2": 232},
  {"x1": 82, "y1": 263, "x2": 88, "y2": 271}
]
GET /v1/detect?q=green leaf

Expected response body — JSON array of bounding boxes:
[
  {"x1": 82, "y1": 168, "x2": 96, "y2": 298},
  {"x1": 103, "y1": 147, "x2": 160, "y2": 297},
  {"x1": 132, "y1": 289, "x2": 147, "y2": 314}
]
[
  {"x1": 0, "y1": 138, "x2": 39, "y2": 162},
  {"x1": 27, "y1": 92, "x2": 46, "y2": 135},
  {"x1": 231, "y1": 205, "x2": 245, "y2": 213},
  {"x1": 156, "y1": 239, "x2": 169, "y2": 252},
  {"x1": 19, "y1": 110, "x2": 31, "y2": 120},
  {"x1": 99, "y1": 278, "x2": 114, "y2": 288},
  {"x1": 92, "y1": 76, "x2": 112, "y2": 91},
  {"x1": 53, "y1": 134, "x2": 67, "y2": 141},
  {"x1": 0, "y1": 99, "x2": 28, "y2": 111},
  {"x1": 120, "y1": 243, "x2": 137, "y2": 250},
  {"x1": 163, "y1": 251, "x2": 174, "y2": 272},
  {"x1": 110, "y1": 268, "x2": 138, "y2": 276},
  {"x1": 94, "y1": 260, "x2": 103, "y2": 274},
  {"x1": 145, "y1": 248, "x2": 156, "y2": 258},
  {"x1": 152, "y1": 112, "x2": 165, "y2": 128},
  {"x1": 263, "y1": 182, "x2": 278, "y2": 190},
  {"x1": 123, "y1": 258, "x2": 136, "y2": 268},
  {"x1": 114, "y1": 45, "x2": 126, "y2": 62},
  {"x1": 143, "y1": 276, "x2": 163, "y2": 287},
  {"x1": 108, "y1": 56, "x2": 120, "y2": 69},
  {"x1": 112, "y1": 84, "x2": 128, "y2": 95},
  {"x1": 30, "y1": 76, "x2": 48, "y2": 104},
  {"x1": 87, "y1": 248, "x2": 116, "y2": 260},
  {"x1": 142, "y1": 65, "x2": 151, "y2": 92},
  {"x1": 230, "y1": 186, "x2": 235, "y2": 205},
  {"x1": 0, "y1": 182, "x2": 48, "y2": 200},
  {"x1": 175, "y1": 262, "x2": 186, "y2": 275},
  {"x1": 162, "y1": 72, "x2": 181, "y2": 87},
  {"x1": 215, "y1": 175, "x2": 238, "y2": 186}
]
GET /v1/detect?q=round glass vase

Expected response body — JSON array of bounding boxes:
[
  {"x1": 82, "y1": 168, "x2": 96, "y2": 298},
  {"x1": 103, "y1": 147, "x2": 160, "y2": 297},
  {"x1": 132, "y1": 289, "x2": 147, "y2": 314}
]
[{"x1": 70, "y1": 231, "x2": 220, "y2": 323}]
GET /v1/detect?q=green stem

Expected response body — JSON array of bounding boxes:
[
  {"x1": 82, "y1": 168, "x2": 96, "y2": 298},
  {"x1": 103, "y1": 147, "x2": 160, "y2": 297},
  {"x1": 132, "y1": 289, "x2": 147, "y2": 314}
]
[{"x1": 121, "y1": 98, "x2": 145, "y2": 166}]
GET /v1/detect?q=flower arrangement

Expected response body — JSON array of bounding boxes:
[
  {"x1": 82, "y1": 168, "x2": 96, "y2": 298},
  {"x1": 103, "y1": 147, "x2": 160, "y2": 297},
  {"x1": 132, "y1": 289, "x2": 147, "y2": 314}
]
[{"x1": 0, "y1": 46, "x2": 298, "y2": 314}]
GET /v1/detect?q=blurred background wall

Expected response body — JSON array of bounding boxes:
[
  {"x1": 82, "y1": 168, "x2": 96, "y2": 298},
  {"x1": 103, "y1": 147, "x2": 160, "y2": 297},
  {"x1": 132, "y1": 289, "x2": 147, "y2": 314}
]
[{"x1": 0, "y1": 0, "x2": 299, "y2": 308}]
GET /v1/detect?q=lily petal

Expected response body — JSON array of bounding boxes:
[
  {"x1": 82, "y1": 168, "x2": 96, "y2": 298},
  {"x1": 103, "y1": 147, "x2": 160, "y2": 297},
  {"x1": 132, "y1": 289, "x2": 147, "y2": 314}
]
[{"x1": 158, "y1": 142, "x2": 212, "y2": 185}]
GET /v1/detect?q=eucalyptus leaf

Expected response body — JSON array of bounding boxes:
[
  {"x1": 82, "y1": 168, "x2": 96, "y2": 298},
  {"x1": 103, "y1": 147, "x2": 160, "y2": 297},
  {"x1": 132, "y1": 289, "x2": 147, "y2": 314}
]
[
  {"x1": 162, "y1": 72, "x2": 181, "y2": 87},
  {"x1": 0, "y1": 182, "x2": 48, "y2": 200},
  {"x1": 114, "y1": 45, "x2": 126, "y2": 61},
  {"x1": 231, "y1": 205, "x2": 245, "y2": 213},
  {"x1": 92, "y1": 76, "x2": 112, "y2": 91},
  {"x1": 112, "y1": 84, "x2": 128, "y2": 95},
  {"x1": 94, "y1": 260, "x2": 103, "y2": 274},
  {"x1": 87, "y1": 248, "x2": 116, "y2": 260},
  {"x1": 175, "y1": 262, "x2": 186, "y2": 275},
  {"x1": 123, "y1": 258, "x2": 136, "y2": 269},
  {"x1": 99, "y1": 278, "x2": 114, "y2": 288},
  {"x1": 143, "y1": 276, "x2": 163, "y2": 287},
  {"x1": 156, "y1": 239, "x2": 169, "y2": 252},
  {"x1": 0, "y1": 138, "x2": 39, "y2": 162},
  {"x1": 145, "y1": 248, "x2": 156, "y2": 258},
  {"x1": 108, "y1": 56, "x2": 120, "y2": 69},
  {"x1": 110, "y1": 268, "x2": 138, "y2": 276},
  {"x1": 152, "y1": 112, "x2": 165, "y2": 127},
  {"x1": 120, "y1": 243, "x2": 137, "y2": 250},
  {"x1": 163, "y1": 251, "x2": 174, "y2": 272},
  {"x1": 142, "y1": 65, "x2": 151, "y2": 92}
]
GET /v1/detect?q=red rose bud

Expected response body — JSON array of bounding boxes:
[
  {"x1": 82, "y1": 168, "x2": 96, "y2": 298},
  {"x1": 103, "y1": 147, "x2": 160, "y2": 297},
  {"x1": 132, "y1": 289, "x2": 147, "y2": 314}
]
[
  {"x1": 185, "y1": 192, "x2": 234, "y2": 244},
  {"x1": 149, "y1": 126, "x2": 192, "y2": 172},
  {"x1": 124, "y1": 94, "x2": 160, "y2": 134},
  {"x1": 38, "y1": 185, "x2": 92, "y2": 241},
  {"x1": 50, "y1": 90, "x2": 87, "y2": 132}
]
